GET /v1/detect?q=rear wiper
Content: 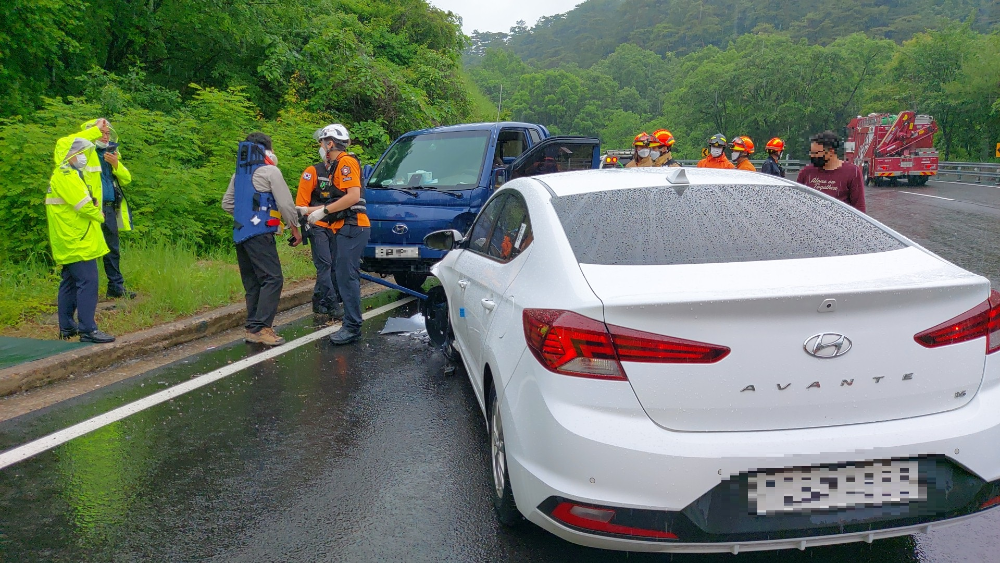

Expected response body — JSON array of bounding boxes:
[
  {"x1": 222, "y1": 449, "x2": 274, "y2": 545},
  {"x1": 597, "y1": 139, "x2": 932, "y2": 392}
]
[
  {"x1": 413, "y1": 186, "x2": 463, "y2": 199},
  {"x1": 372, "y1": 185, "x2": 418, "y2": 197}
]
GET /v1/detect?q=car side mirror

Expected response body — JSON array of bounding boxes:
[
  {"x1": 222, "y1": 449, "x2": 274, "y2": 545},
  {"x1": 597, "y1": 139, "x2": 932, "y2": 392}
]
[
  {"x1": 424, "y1": 229, "x2": 464, "y2": 251},
  {"x1": 362, "y1": 164, "x2": 374, "y2": 184},
  {"x1": 492, "y1": 168, "x2": 508, "y2": 189}
]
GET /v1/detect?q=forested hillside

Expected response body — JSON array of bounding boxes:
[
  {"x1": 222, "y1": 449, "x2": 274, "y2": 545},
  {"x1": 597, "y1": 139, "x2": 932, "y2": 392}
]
[
  {"x1": 469, "y1": 0, "x2": 1000, "y2": 67},
  {"x1": 0, "y1": 0, "x2": 494, "y2": 261},
  {"x1": 466, "y1": 0, "x2": 1000, "y2": 162}
]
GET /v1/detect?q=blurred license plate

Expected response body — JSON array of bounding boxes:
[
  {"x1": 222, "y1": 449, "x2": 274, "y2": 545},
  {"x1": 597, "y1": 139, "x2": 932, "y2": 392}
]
[
  {"x1": 748, "y1": 460, "x2": 924, "y2": 515},
  {"x1": 375, "y1": 246, "x2": 418, "y2": 258}
]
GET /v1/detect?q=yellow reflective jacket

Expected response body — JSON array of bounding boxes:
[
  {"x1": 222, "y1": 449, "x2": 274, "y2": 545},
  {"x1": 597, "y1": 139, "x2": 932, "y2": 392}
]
[
  {"x1": 46, "y1": 161, "x2": 109, "y2": 265},
  {"x1": 54, "y1": 125, "x2": 105, "y2": 206}
]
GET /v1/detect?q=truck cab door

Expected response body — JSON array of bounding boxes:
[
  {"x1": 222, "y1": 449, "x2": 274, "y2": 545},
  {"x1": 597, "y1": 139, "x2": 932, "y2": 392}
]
[{"x1": 506, "y1": 136, "x2": 601, "y2": 183}]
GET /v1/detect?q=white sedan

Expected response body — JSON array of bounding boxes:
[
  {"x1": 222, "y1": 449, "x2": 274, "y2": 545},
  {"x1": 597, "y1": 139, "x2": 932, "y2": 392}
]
[{"x1": 422, "y1": 167, "x2": 1000, "y2": 554}]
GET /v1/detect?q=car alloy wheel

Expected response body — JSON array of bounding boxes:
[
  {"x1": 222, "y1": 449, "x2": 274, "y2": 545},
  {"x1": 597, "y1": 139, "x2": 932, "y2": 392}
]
[{"x1": 489, "y1": 382, "x2": 520, "y2": 525}]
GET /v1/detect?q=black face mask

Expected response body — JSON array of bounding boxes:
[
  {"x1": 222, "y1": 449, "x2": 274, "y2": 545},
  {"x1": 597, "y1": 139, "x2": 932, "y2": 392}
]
[{"x1": 810, "y1": 154, "x2": 828, "y2": 168}]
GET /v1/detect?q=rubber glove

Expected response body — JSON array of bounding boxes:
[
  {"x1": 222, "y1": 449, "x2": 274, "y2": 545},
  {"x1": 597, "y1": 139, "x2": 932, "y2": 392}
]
[{"x1": 308, "y1": 207, "x2": 327, "y2": 225}]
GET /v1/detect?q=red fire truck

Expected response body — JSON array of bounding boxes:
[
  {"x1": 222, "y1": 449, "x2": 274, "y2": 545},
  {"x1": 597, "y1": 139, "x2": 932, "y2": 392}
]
[{"x1": 844, "y1": 111, "x2": 938, "y2": 186}]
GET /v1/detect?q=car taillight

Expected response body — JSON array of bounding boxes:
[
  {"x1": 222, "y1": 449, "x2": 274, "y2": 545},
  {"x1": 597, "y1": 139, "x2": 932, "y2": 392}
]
[
  {"x1": 522, "y1": 309, "x2": 730, "y2": 380},
  {"x1": 550, "y1": 501, "x2": 678, "y2": 540},
  {"x1": 523, "y1": 309, "x2": 624, "y2": 380},
  {"x1": 608, "y1": 324, "x2": 731, "y2": 364},
  {"x1": 914, "y1": 290, "x2": 1000, "y2": 354}
]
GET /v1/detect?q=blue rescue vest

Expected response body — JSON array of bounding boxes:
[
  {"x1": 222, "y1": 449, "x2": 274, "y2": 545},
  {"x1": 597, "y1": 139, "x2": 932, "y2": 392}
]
[{"x1": 232, "y1": 141, "x2": 280, "y2": 244}]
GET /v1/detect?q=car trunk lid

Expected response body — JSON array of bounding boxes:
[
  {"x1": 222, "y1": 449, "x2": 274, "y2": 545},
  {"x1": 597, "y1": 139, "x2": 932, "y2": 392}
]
[{"x1": 579, "y1": 248, "x2": 990, "y2": 432}]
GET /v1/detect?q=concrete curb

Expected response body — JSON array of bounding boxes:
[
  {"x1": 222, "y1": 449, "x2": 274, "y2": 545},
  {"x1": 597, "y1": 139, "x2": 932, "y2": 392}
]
[{"x1": 0, "y1": 281, "x2": 318, "y2": 398}]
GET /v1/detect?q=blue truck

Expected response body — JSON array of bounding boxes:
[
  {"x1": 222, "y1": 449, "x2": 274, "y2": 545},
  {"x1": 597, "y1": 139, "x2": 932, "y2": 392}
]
[{"x1": 360, "y1": 122, "x2": 600, "y2": 291}]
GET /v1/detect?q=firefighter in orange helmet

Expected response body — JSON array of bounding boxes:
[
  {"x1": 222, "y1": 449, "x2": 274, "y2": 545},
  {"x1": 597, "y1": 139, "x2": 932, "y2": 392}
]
[
  {"x1": 731, "y1": 136, "x2": 756, "y2": 171},
  {"x1": 697, "y1": 133, "x2": 735, "y2": 169},
  {"x1": 625, "y1": 132, "x2": 655, "y2": 168},
  {"x1": 761, "y1": 137, "x2": 786, "y2": 177},
  {"x1": 651, "y1": 129, "x2": 681, "y2": 167}
]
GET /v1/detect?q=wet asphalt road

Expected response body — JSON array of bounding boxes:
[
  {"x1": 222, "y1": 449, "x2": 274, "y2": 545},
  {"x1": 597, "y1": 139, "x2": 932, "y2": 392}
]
[{"x1": 2, "y1": 180, "x2": 1000, "y2": 562}]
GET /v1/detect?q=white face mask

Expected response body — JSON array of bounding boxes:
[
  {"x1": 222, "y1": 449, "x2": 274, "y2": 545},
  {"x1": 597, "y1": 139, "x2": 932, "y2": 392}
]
[
  {"x1": 318, "y1": 147, "x2": 327, "y2": 161},
  {"x1": 95, "y1": 140, "x2": 109, "y2": 149},
  {"x1": 265, "y1": 150, "x2": 278, "y2": 165},
  {"x1": 69, "y1": 153, "x2": 88, "y2": 169},
  {"x1": 731, "y1": 151, "x2": 741, "y2": 161},
  {"x1": 637, "y1": 148, "x2": 651, "y2": 158},
  {"x1": 710, "y1": 147, "x2": 724, "y2": 158},
  {"x1": 649, "y1": 150, "x2": 661, "y2": 160}
]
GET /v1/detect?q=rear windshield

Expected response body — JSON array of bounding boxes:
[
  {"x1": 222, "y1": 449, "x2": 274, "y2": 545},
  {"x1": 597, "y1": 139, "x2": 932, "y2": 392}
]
[{"x1": 551, "y1": 185, "x2": 906, "y2": 265}]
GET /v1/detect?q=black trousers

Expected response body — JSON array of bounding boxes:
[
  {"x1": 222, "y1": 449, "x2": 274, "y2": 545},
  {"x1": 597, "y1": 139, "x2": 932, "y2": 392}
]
[
  {"x1": 332, "y1": 225, "x2": 370, "y2": 332},
  {"x1": 310, "y1": 227, "x2": 340, "y2": 313},
  {"x1": 58, "y1": 259, "x2": 99, "y2": 334},
  {"x1": 235, "y1": 233, "x2": 283, "y2": 332},
  {"x1": 101, "y1": 201, "x2": 125, "y2": 293}
]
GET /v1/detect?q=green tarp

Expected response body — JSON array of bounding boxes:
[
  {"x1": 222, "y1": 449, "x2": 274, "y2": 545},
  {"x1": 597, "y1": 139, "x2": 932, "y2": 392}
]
[{"x1": 0, "y1": 337, "x2": 89, "y2": 370}]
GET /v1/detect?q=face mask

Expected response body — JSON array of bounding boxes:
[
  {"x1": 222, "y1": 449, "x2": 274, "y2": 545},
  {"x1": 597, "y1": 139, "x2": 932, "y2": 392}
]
[
  {"x1": 731, "y1": 151, "x2": 741, "y2": 161},
  {"x1": 649, "y1": 150, "x2": 661, "y2": 160},
  {"x1": 810, "y1": 154, "x2": 828, "y2": 168},
  {"x1": 69, "y1": 154, "x2": 88, "y2": 169},
  {"x1": 318, "y1": 147, "x2": 327, "y2": 161},
  {"x1": 265, "y1": 150, "x2": 277, "y2": 165},
  {"x1": 710, "y1": 147, "x2": 723, "y2": 158},
  {"x1": 95, "y1": 140, "x2": 109, "y2": 149},
  {"x1": 637, "y1": 148, "x2": 651, "y2": 158}
]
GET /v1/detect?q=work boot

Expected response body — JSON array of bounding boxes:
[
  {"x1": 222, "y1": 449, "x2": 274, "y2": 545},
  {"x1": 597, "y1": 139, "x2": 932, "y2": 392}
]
[
  {"x1": 329, "y1": 326, "x2": 361, "y2": 345},
  {"x1": 256, "y1": 327, "x2": 286, "y2": 347},
  {"x1": 59, "y1": 328, "x2": 79, "y2": 340},
  {"x1": 329, "y1": 301, "x2": 345, "y2": 320},
  {"x1": 80, "y1": 330, "x2": 116, "y2": 344},
  {"x1": 107, "y1": 288, "x2": 137, "y2": 300}
]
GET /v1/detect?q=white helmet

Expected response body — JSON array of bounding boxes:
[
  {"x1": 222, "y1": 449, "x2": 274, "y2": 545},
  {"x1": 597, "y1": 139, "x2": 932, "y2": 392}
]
[{"x1": 314, "y1": 123, "x2": 350, "y2": 143}]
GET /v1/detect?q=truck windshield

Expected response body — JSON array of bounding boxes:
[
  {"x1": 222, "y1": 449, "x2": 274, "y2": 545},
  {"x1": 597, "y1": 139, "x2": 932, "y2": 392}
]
[{"x1": 368, "y1": 130, "x2": 491, "y2": 192}]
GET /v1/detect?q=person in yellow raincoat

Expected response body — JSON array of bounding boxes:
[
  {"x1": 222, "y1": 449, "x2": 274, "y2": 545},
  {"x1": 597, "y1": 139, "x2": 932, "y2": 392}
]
[{"x1": 46, "y1": 132, "x2": 116, "y2": 343}]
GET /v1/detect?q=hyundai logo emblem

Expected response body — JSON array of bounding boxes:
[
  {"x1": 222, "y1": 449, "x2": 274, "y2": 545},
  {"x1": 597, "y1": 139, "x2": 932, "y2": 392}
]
[
  {"x1": 803, "y1": 333, "x2": 852, "y2": 359},
  {"x1": 393, "y1": 224, "x2": 408, "y2": 235}
]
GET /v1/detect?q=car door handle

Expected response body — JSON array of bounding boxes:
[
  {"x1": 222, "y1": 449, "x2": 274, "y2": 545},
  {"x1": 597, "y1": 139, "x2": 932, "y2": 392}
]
[
  {"x1": 481, "y1": 299, "x2": 496, "y2": 311},
  {"x1": 458, "y1": 279, "x2": 469, "y2": 289}
]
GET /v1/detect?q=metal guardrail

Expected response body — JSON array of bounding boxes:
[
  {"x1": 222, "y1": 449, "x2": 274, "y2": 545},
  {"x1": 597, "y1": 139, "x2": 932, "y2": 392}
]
[
  {"x1": 936, "y1": 162, "x2": 1000, "y2": 185},
  {"x1": 651, "y1": 158, "x2": 1000, "y2": 185}
]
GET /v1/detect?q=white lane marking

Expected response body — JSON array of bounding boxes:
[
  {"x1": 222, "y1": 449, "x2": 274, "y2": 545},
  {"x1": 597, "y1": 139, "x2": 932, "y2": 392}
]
[
  {"x1": 899, "y1": 191, "x2": 955, "y2": 201},
  {"x1": 932, "y1": 180, "x2": 1000, "y2": 189},
  {"x1": 0, "y1": 297, "x2": 416, "y2": 471}
]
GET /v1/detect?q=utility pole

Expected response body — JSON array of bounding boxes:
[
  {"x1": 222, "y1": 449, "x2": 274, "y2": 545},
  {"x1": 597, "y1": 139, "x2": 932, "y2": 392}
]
[{"x1": 497, "y1": 84, "x2": 503, "y2": 122}]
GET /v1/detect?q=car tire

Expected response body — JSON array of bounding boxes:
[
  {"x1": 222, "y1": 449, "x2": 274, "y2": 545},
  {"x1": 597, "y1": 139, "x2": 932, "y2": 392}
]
[
  {"x1": 489, "y1": 381, "x2": 520, "y2": 527},
  {"x1": 423, "y1": 285, "x2": 459, "y2": 362},
  {"x1": 394, "y1": 272, "x2": 428, "y2": 293}
]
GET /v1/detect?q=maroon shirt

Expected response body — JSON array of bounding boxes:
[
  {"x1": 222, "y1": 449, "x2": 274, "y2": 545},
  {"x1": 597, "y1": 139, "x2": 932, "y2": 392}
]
[{"x1": 796, "y1": 162, "x2": 866, "y2": 212}]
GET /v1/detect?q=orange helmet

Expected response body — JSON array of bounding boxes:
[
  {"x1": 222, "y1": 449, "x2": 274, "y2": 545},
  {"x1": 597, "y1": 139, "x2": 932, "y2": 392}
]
[
  {"x1": 731, "y1": 135, "x2": 755, "y2": 154},
  {"x1": 765, "y1": 137, "x2": 785, "y2": 153},
  {"x1": 633, "y1": 132, "x2": 653, "y2": 147},
  {"x1": 652, "y1": 129, "x2": 675, "y2": 148}
]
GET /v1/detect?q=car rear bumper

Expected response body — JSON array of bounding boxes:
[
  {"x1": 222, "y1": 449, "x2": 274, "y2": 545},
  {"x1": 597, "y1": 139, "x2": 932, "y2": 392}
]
[{"x1": 501, "y1": 354, "x2": 1000, "y2": 552}]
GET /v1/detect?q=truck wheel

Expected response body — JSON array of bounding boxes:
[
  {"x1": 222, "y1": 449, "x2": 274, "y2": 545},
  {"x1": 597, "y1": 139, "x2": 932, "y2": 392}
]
[
  {"x1": 394, "y1": 272, "x2": 428, "y2": 293},
  {"x1": 907, "y1": 175, "x2": 921, "y2": 187},
  {"x1": 918, "y1": 175, "x2": 931, "y2": 186},
  {"x1": 863, "y1": 164, "x2": 872, "y2": 186}
]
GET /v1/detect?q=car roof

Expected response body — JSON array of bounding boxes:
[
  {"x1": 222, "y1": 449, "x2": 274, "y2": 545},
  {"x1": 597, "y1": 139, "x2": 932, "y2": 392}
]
[
  {"x1": 533, "y1": 167, "x2": 799, "y2": 198},
  {"x1": 402, "y1": 122, "x2": 542, "y2": 136}
]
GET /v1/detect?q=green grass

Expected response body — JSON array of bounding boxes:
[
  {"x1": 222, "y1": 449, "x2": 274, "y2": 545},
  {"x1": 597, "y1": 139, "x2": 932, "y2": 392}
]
[{"x1": 0, "y1": 241, "x2": 317, "y2": 339}]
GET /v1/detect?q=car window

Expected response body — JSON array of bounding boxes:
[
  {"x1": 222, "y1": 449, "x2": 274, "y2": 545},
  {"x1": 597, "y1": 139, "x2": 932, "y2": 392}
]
[
  {"x1": 487, "y1": 195, "x2": 532, "y2": 262},
  {"x1": 497, "y1": 129, "x2": 528, "y2": 160},
  {"x1": 467, "y1": 194, "x2": 507, "y2": 255},
  {"x1": 551, "y1": 185, "x2": 906, "y2": 266},
  {"x1": 529, "y1": 129, "x2": 542, "y2": 144},
  {"x1": 510, "y1": 141, "x2": 596, "y2": 180}
]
